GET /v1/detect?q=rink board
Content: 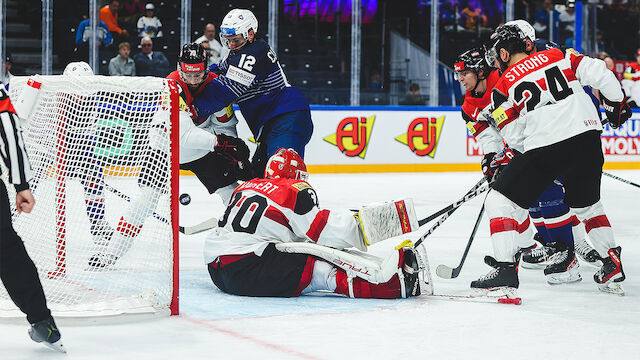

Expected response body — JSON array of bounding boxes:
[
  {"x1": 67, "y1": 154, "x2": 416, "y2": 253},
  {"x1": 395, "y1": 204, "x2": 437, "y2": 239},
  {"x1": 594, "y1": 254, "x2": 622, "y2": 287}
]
[{"x1": 207, "y1": 106, "x2": 640, "y2": 174}]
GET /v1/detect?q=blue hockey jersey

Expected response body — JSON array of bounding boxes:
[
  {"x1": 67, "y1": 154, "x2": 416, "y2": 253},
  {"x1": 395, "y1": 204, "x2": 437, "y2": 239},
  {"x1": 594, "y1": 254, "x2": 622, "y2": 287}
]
[{"x1": 192, "y1": 39, "x2": 310, "y2": 137}]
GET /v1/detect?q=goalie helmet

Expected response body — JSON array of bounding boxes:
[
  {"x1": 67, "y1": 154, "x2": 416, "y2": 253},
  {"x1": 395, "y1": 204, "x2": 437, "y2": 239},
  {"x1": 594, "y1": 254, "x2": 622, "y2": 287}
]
[
  {"x1": 454, "y1": 47, "x2": 490, "y2": 79},
  {"x1": 63, "y1": 61, "x2": 93, "y2": 76},
  {"x1": 219, "y1": 9, "x2": 258, "y2": 50},
  {"x1": 484, "y1": 24, "x2": 527, "y2": 72},
  {"x1": 264, "y1": 148, "x2": 308, "y2": 181},
  {"x1": 178, "y1": 42, "x2": 209, "y2": 87}
]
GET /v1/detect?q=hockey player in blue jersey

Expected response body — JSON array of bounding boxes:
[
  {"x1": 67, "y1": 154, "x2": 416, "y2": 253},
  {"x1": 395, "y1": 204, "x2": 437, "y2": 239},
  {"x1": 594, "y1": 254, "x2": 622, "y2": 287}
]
[{"x1": 191, "y1": 8, "x2": 313, "y2": 178}]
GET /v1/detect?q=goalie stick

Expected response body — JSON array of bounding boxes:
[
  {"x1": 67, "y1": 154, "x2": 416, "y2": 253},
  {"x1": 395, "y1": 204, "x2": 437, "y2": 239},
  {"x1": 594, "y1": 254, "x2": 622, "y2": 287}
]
[
  {"x1": 602, "y1": 171, "x2": 640, "y2": 189},
  {"x1": 179, "y1": 217, "x2": 219, "y2": 235},
  {"x1": 105, "y1": 182, "x2": 218, "y2": 234},
  {"x1": 426, "y1": 293, "x2": 521, "y2": 305},
  {"x1": 435, "y1": 200, "x2": 486, "y2": 279},
  {"x1": 417, "y1": 177, "x2": 486, "y2": 226},
  {"x1": 414, "y1": 182, "x2": 490, "y2": 248}
]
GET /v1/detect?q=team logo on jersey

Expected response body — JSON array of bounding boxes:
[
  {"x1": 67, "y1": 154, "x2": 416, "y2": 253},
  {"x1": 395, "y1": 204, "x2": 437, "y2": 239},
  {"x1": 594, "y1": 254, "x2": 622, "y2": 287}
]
[
  {"x1": 601, "y1": 118, "x2": 640, "y2": 155},
  {"x1": 323, "y1": 116, "x2": 375, "y2": 158},
  {"x1": 394, "y1": 116, "x2": 444, "y2": 157}
]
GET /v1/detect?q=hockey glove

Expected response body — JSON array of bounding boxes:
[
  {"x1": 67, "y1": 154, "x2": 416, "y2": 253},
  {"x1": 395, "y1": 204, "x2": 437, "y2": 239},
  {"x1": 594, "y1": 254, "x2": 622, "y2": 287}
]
[
  {"x1": 601, "y1": 95, "x2": 631, "y2": 129},
  {"x1": 214, "y1": 134, "x2": 253, "y2": 180},
  {"x1": 481, "y1": 152, "x2": 496, "y2": 182},
  {"x1": 485, "y1": 147, "x2": 516, "y2": 183}
]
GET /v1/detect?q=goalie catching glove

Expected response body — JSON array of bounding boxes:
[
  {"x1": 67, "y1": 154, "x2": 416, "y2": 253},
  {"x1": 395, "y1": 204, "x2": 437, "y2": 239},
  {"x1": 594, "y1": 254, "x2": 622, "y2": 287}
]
[
  {"x1": 601, "y1": 94, "x2": 631, "y2": 129},
  {"x1": 481, "y1": 147, "x2": 516, "y2": 183},
  {"x1": 214, "y1": 134, "x2": 253, "y2": 180},
  {"x1": 354, "y1": 199, "x2": 419, "y2": 246}
]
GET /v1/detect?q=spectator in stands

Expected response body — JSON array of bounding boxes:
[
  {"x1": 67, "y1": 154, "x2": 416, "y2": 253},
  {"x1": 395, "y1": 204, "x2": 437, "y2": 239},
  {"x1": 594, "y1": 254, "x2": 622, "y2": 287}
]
[
  {"x1": 533, "y1": 0, "x2": 553, "y2": 39},
  {"x1": 121, "y1": 0, "x2": 145, "y2": 28},
  {"x1": 622, "y1": 49, "x2": 640, "y2": 107},
  {"x1": 3, "y1": 53, "x2": 13, "y2": 90},
  {"x1": 399, "y1": 83, "x2": 425, "y2": 105},
  {"x1": 557, "y1": 0, "x2": 575, "y2": 45},
  {"x1": 74, "y1": 15, "x2": 114, "y2": 54},
  {"x1": 369, "y1": 71, "x2": 382, "y2": 89},
  {"x1": 137, "y1": 3, "x2": 163, "y2": 39},
  {"x1": 100, "y1": 0, "x2": 129, "y2": 43},
  {"x1": 195, "y1": 23, "x2": 228, "y2": 66},
  {"x1": 460, "y1": 0, "x2": 487, "y2": 31},
  {"x1": 133, "y1": 36, "x2": 170, "y2": 77},
  {"x1": 604, "y1": 56, "x2": 615, "y2": 73},
  {"x1": 109, "y1": 42, "x2": 136, "y2": 76}
]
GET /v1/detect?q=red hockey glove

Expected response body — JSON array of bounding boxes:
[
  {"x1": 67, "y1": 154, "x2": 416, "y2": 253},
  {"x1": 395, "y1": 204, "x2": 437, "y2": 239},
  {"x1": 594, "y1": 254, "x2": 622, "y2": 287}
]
[
  {"x1": 601, "y1": 95, "x2": 631, "y2": 129},
  {"x1": 485, "y1": 147, "x2": 516, "y2": 183}
]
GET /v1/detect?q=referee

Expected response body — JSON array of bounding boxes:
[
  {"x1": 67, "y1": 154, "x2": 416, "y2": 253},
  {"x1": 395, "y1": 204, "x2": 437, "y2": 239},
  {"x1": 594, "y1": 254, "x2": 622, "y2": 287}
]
[{"x1": 0, "y1": 84, "x2": 64, "y2": 352}]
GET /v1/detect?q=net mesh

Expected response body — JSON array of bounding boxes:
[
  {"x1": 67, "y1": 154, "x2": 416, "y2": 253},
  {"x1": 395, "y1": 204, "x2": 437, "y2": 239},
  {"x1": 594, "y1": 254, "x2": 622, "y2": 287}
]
[{"x1": 0, "y1": 75, "x2": 177, "y2": 317}]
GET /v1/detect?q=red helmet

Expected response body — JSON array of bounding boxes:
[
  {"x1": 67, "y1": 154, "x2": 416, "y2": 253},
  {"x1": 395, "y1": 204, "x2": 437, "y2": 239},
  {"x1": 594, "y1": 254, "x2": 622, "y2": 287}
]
[{"x1": 264, "y1": 148, "x2": 308, "y2": 181}]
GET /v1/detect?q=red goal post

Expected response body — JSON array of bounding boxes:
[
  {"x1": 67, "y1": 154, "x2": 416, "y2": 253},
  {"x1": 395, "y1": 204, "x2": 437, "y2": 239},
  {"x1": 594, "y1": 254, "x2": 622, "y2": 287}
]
[{"x1": 0, "y1": 75, "x2": 180, "y2": 316}]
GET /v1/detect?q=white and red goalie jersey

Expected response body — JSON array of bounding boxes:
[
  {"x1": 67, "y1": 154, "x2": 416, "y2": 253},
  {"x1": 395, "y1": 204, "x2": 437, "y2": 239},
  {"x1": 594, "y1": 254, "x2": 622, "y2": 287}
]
[
  {"x1": 490, "y1": 47, "x2": 623, "y2": 152},
  {"x1": 203, "y1": 177, "x2": 362, "y2": 264}
]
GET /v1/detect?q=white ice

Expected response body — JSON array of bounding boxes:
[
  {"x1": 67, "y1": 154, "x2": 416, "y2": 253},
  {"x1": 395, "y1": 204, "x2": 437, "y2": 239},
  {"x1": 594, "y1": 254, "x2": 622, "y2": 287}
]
[{"x1": 1, "y1": 171, "x2": 639, "y2": 359}]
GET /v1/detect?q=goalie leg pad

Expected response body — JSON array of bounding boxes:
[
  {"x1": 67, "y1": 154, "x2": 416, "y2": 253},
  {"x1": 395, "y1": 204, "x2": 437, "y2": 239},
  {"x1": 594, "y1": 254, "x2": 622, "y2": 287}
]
[{"x1": 356, "y1": 198, "x2": 419, "y2": 246}]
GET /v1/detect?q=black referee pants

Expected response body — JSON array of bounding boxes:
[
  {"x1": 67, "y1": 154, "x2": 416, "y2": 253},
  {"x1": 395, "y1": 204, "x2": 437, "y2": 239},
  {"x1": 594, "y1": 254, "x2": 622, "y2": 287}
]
[{"x1": 0, "y1": 181, "x2": 51, "y2": 323}]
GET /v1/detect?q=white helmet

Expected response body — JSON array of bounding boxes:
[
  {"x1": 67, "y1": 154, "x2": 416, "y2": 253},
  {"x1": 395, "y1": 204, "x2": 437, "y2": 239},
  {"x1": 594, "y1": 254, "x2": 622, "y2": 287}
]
[
  {"x1": 219, "y1": 9, "x2": 258, "y2": 50},
  {"x1": 505, "y1": 19, "x2": 535, "y2": 42},
  {"x1": 63, "y1": 61, "x2": 94, "y2": 76}
]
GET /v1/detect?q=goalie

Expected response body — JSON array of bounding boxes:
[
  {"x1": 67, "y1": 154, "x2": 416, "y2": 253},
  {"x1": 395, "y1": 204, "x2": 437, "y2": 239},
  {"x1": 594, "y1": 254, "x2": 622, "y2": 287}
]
[{"x1": 204, "y1": 148, "x2": 430, "y2": 299}]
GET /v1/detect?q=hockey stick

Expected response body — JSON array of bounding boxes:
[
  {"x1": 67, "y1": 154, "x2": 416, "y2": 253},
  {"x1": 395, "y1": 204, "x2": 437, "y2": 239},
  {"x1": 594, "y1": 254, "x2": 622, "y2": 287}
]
[
  {"x1": 179, "y1": 217, "x2": 219, "y2": 235},
  {"x1": 602, "y1": 171, "x2": 640, "y2": 189},
  {"x1": 435, "y1": 201, "x2": 486, "y2": 279},
  {"x1": 103, "y1": 183, "x2": 170, "y2": 225},
  {"x1": 417, "y1": 177, "x2": 486, "y2": 226},
  {"x1": 414, "y1": 182, "x2": 490, "y2": 248},
  {"x1": 426, "y1": 293, "x2": 521, "y2": 305}
]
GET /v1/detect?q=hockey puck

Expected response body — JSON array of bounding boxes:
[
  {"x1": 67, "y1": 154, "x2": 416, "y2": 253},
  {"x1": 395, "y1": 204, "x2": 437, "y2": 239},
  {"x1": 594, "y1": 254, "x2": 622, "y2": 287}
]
[{"x1": 179, "y1": 193, "x2": 191, "y2": 205}]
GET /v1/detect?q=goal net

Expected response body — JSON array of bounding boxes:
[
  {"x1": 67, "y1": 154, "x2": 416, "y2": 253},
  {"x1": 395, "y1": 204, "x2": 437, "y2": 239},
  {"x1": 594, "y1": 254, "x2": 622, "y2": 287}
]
[{"x1": 0, "y1": 75, "x2": 179, "y2": 317}]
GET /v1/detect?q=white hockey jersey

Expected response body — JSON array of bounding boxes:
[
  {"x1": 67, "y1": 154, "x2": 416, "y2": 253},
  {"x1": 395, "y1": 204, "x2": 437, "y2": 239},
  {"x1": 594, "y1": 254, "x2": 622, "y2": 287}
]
[
  {"x1": 490, "y1": 47, "x2": 623, "y2": 152},
  {"x1": 203, "y1": 177, "x2": 362, "y2": 264}
]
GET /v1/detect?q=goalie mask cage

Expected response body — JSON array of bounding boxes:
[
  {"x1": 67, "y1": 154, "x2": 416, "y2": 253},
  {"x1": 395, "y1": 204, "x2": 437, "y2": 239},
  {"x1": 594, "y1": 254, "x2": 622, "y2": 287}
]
[{"x1": 0, "y1": 76, "x2": 180, "y2": 316}]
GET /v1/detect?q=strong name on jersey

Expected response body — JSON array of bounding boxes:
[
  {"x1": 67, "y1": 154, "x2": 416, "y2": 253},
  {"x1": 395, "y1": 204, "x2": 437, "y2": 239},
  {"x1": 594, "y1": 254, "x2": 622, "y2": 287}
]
[
  {"x1": 461, "y1": 70, "x2": 507, "y2": 154},
  {"x1": 490, "y1": 47, "x2": 620, "y2": 152},
  {"x1": 203, "y1": 177, "x2": 361, "y2": 264},
  {"x1": 193, "y1": 39, "x2": 309, "y2": 137}
]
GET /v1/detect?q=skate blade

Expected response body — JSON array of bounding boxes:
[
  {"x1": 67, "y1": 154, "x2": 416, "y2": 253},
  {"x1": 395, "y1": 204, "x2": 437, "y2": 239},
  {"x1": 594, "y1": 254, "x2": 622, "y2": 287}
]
[
  {"x1": 547, "y1": 273, "x2": 582, "y2": 285},
  {"x1": 42, "y1": 340, "x2": 66, "y2": 353},
  {"x1": 597, "y1": 282, "x2": 625, "y2": 296},
  {"x1": 471, "y1": 286, "x2": 519, "y2": 299}
]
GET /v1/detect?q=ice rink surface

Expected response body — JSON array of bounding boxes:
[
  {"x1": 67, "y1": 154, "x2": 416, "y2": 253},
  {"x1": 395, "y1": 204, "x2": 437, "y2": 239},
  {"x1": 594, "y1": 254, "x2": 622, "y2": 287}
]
[{"x1": 1, "y1": 171, "x2": 639, "y2": 359}]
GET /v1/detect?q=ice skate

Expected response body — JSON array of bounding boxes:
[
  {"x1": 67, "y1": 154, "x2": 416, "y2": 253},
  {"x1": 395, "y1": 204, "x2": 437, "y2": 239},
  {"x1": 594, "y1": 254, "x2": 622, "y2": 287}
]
[
  {"x1": 521, "y1": 242, "x2": 559, "y2": 269},
  {"x1": 29, "y1": 317, "x2": 66, "y2": 353},
  {"x1": 470, "y1": 256, "x2": 519, "y2": 299},
  {"x1": 88, "y1": 253, "x2": 119, "y2": 268},
  {"x1": 401, "y1": 247, "x2": 421, "y2": 297},
  {"x1": 594, "y1": 246, "x2": 625, "y2": 296},
  {"x1": 543, "y1": 242, "x2": 582, "y2": 284},
  {"x1": 90, "y1": 219, "x2": 114, "y2": 247},
  {"x1": 574, "y1": 239, "x2": 602, "y2": 267}
]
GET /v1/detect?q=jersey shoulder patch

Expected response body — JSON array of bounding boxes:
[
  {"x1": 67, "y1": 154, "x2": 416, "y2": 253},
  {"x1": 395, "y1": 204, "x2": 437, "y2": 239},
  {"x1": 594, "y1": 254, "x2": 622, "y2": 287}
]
[
  {"x1": 294, "y1": 186, "x2": 319, "y2": 215},
  {"x1": 566, "y1": 48, "x2": 582, "y2": 57},
  {"x1": 291, "y1": 181, "x2": 312, "y2": 191}
]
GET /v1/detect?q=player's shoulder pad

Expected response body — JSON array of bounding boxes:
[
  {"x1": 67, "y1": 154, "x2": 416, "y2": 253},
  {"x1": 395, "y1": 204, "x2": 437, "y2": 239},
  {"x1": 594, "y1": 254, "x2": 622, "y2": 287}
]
[{"x1": 292, "y1": 181, "x2": 319, "y2": 215}]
